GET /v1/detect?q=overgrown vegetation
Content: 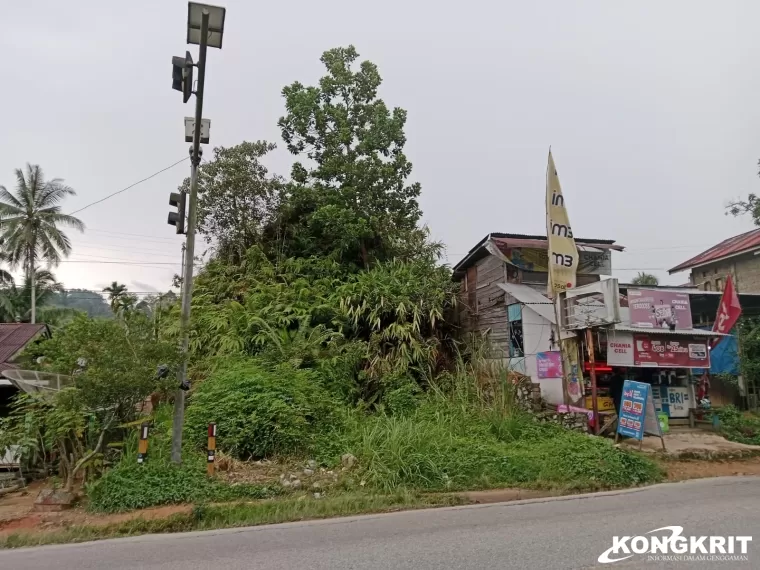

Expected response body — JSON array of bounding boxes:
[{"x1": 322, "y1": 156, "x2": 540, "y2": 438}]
[
  {"x1": 0, "y1": 45, "x2": 663, "y2": 534},
  {"x1": 717, "y1": 405, "x2": 760, "y2": 446},
  {"x1": 87, "y1": 406, "x2": 280, "y2": 513}
]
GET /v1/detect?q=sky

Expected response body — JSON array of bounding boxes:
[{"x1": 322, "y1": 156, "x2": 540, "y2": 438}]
[{"x1": 1, "y1": 0, "x2": 759, "y2": 295}]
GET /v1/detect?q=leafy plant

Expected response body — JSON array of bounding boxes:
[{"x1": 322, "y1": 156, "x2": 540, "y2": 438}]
[{"x1": 184, "y1": 359, "x2": 341, "y2": 459}]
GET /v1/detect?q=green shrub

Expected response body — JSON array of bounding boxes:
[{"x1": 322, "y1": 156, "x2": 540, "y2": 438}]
[{"x1": 185, "y1": 359, "x2": 341, "y2": 459}]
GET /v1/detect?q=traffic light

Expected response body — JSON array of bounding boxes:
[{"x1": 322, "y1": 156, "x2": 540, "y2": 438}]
[
  {"x1": 168, "y1": 192, "x2": 186, "y2": 234},
  {"x1": 171, "y1": 51, "x2": 194, "y2": 103}
]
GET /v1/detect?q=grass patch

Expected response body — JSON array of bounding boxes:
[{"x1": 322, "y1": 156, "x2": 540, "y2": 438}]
[
  {"x1": 86, "y1": 405, "x2": 282, "y2": 513},
  {"x1": 314, "y1": 390, "x2": 664, "y2": 493},
  {"x1": 717, "y1": 406, "x2": 760, "y2": 446},
  {"x1": 0, "y1": 491, "x2": 467, "y2": 549}
]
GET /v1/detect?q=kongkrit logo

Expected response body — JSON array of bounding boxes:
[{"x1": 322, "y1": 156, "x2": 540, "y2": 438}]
[{"x1": 598, "y1": 526, "x2": 752, "y2": 564}]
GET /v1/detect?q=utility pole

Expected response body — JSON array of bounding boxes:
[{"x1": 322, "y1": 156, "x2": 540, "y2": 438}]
[{"x1": 169, "y1": 3, "x2": 226, "y2": 464}]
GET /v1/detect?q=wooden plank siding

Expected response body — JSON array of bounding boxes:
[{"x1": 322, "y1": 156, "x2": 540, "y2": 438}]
[{"x1": 456, "y1": 255, "x2": 510, "y2": 360}]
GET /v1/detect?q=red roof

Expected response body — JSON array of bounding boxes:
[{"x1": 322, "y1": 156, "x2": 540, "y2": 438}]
[
  {"x1": 0, "y1": 324, "x2": 47, "y2": 367},
  {"x1": 669, "y1": 228, "x2": 760, "y2": 274}
]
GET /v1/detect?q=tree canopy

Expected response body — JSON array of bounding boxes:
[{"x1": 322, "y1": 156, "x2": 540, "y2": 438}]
[
  {"x1": 630, "y1": 272, "x2": 659, "y2": 286},
  {"x1": 273, "y1": 45, "x2": 424, "y2": 269}
]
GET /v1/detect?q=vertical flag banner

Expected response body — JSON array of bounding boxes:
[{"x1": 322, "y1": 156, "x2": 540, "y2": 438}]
[
  {"x1": 712, "y1": 274, "x2": 742, "y2": 347},
  {"x1": 546, "y1": 151, "x2": 579, "y2": 295}
]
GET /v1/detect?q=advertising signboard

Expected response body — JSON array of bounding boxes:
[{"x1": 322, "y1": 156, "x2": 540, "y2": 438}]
[
  {"x1": 605, "y1": 331, "x2": 634, "y2": 366},
  {"x1": 627, "y1": 289, "x2": 692, "y2": 330},
  {"x1": 616, "y1": 380, "x2": 663, "y2": 446},
  {"x1": 536, "y1": 351, "x2": 562, "y2": 379},
  {"x1": 633, "y1": 335, "x2": 710, "y2": 368}
]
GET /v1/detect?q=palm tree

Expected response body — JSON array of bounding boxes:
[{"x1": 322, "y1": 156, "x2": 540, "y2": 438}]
[
  {"x1": 103, "y1": 281, "x2": 129, "y2": 313},
  {"x1": 0, "y1": 269, "x2": 66, "y2": 323},
  {"x1": 631, "y1": 272, "x2": 659, "y2": 286},
  {"x1": 0, "y1": 164, "x2": 84, "y2": 323}
]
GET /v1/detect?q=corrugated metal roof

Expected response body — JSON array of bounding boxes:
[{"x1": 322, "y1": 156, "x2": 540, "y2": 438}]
[
  {"x1": 669, "y1": 228, "x2": 760, "y2": 274},
  {"x1": 491, "y1": 235, "x2": 625, "y2": 253},
  {"x1": 610, "y1": 325, "x2": 730, "y2": 337},
  {"x1": 454, "y1": 233, "x2": 624, "y2": 273},
  {"x1": 0, "y1": 324, "x2": 47, "y2": 366},
  {"x1": 497, "y1": 283, "x2": 556, "y2": 324}
]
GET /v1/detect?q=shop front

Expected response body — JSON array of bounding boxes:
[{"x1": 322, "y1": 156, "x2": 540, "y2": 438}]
[{"x1": 592, "y1": 328, "x2": 717, "y2": 424}]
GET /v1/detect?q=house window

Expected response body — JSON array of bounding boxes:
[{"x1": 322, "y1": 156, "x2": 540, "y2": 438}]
[
  {"x1": 507, "y1": 303, "x2": 524, "y2": 357},
  {"x1": 716, "y1": 278, "x2": 723, "y2": 291},
  {"x1": 714, "y1": 268, "x2": 718, "y2": 275},
  {"x1": 702, "y1": 271, "x2": 707, "y2": 278},
  {"x1": 704, "y1": 281, "x2": 712, "y2": 291}
]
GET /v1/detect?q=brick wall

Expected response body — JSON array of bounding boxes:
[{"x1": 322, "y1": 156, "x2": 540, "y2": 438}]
[{"x1": 688, "y1": 251, "x2": 760, "y2": 293}]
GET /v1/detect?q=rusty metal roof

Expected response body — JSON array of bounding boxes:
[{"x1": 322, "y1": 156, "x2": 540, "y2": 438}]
[
  {"x1": 454, "y1": 233, "x2": 624, "y2": 273},
  {"x1": 669, "y1": 228, "x2": 760, "y2": 274},
  {"x1": 0, "y1": 324, "x2": 48, "y2": 367}
]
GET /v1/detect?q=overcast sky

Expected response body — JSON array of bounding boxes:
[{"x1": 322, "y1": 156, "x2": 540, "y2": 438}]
[{"x1": 2, "y1": 0, "x2": 759, "y2": 295}]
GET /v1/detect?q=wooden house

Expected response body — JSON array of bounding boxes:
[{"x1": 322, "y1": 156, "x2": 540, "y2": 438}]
[{"x1": 452, "y1": 233, "x2": 624, "y2": 403}]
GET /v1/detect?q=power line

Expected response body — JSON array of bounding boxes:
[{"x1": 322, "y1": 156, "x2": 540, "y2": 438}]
[
  {"x1": 68, "y1": 157, "x2": 189, "y2": 216},
  {"x1": 84, "y1": 228, "x2": 178, "y2": 242}
]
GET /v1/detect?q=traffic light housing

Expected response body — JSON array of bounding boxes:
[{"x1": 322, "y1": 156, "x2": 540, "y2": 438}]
[
  {"x1": 171, "y1": 51, "x2": 194, "y2": 103},
  {"x1": 168, "y1": 192, "x2": 186, "y2": 234}
]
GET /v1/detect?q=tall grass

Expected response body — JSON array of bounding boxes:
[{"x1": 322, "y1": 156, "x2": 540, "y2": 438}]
[{"x1": 312, "y1": 353, "x2": 663, "y2": 493}]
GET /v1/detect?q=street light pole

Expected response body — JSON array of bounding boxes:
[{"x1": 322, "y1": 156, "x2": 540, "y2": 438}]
[{"x1": 171, "y1": 9, "x2": 209, "y2": 464}]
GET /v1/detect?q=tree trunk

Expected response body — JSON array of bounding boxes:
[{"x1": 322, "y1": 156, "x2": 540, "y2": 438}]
[{"x1": 30, "y1": 259, "x2": 36, "y2": 324}]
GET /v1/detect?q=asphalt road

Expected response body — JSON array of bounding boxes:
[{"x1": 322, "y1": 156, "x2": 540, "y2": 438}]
[{"x1": 2, "y1": 476, "x2": 760, "y2": 569}]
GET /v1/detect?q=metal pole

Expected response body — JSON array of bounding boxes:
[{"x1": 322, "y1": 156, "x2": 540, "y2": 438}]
[
  {"x1": 586, "y1": 328, "x2": 599, "y2": 435},
  {"x1": 171, "y1": 9, "x2": 209, "y2": 464}
]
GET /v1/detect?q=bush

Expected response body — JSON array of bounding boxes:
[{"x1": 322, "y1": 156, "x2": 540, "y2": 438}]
[{"x1": 185, "y1": 359, "x2": 341, "y2": 459}]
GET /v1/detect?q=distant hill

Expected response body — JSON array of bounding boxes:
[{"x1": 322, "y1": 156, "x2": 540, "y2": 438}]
[{"x1": 49, "y1": 289, "x2": 112, "y2": 318}]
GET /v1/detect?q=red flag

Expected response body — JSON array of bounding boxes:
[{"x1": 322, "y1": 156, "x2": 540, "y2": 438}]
[{"x1": 711, "y1": 275, "x2": 741, "y2": 347}]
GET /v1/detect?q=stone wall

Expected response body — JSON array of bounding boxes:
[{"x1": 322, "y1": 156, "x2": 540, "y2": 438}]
[
  {"x1": 514, "y1": 376, "x2": 589, "y2": 433},
  {"x1": 532, "y1": 411, "x2": 589, "y2": 433}
]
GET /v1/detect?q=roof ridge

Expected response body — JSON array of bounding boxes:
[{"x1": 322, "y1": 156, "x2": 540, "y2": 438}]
[{"x1": 669, "y1": 227, "x2": 760, "y2": 273}]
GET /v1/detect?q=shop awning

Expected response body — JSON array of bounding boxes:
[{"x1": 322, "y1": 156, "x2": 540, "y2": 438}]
[
  {"x1": 609, "y1": 326, "x2": 731, "y2": 338},
  {"x1": 496, "y1": 283, "x2": 556, "y2": 323}
]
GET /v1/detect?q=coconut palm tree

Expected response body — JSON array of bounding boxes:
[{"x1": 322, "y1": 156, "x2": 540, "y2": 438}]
[
  {"x1": 631, "y1": 272, "x2": 659, "y2": 286},
  {"x1": 103, "y1": 281, "x2": 129, "y2": 313},
  {"x1": 0, "y1": 269, "x2": 68, "y2": 323},
  {"x1": 0, "y1": 164, "x2": 84, "y2": 323}
]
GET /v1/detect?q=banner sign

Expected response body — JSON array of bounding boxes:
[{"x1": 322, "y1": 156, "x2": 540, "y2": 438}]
[
  {"x1": 536, "y1": 351, "x2": 562, "y2": 378},
  {"x1": 546, "y1": 151, "x2": 579, "y2": 295},
  {"x1": 633, "y1": 334, "x2": 710, "y2": 368},
  {"x1": 501, "y1": 247, "x2": 611, "y2": 275},
  {"x1": 605, "y1": 332, "x2": 634, "y2": 366},
  {"x1": 617, "y1": 380, "x2": 662, "y2": 441},
  {"x1": 712, "y1": 275, "x2": 741, "y2": 348},
  {"x1": 627, "y1": 289, "x2": 692, "y2": 330}
]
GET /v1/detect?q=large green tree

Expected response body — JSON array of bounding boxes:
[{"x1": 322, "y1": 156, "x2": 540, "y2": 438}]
[
  {"x1": 274, "y1": 45, "x2": 424, "y2": 269},
  {"x1": 178, "y1": 141, "x2": 282, "y2": 264},
  {"x1": 0, "y1": 164, "x2": 84, "y2": 323}
]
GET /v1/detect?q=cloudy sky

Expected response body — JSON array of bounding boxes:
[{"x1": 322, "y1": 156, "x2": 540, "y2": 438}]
[{"x1": 2, "y1": 0, "x2": 759, "y2": 295}]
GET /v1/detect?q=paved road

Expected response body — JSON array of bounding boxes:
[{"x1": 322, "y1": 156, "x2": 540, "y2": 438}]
[{"x1": 2, "y1": 477, "x2": 759, "y2": 569}]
